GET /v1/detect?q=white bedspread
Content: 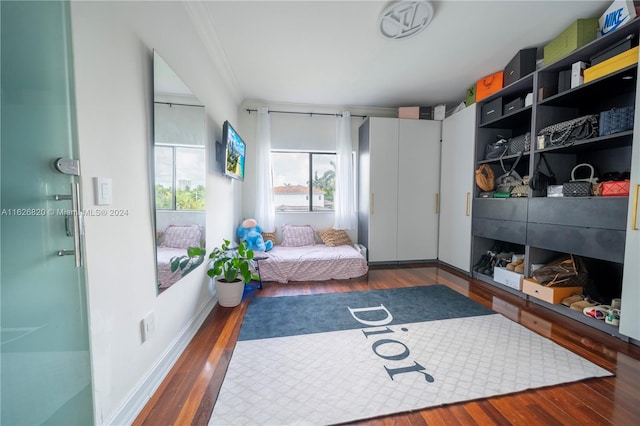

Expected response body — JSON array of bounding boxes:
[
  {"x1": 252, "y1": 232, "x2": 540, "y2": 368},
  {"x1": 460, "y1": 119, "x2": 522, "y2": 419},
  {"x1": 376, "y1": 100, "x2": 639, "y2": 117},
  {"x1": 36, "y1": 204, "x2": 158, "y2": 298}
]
[
  {"x1": 255, "y1": 244, "x2": 368, "y2": 284},
  {"x1": 157, "y1": 247, "x2": 188, "y2": 289}
]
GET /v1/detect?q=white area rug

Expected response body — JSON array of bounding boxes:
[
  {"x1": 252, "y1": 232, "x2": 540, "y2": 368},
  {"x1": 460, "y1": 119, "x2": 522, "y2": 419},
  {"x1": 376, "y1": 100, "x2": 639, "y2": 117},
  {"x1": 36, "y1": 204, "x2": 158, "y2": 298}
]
[{"x1": 210, "y1": 313, "x2": 611, "y2": 425}]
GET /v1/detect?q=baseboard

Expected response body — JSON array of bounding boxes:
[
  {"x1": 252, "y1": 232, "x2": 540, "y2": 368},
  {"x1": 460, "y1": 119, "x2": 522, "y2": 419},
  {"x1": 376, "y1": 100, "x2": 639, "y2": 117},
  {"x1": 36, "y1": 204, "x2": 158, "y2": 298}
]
[{"x1": 105, "y1": 296, "x2": 217, "y2": 426}]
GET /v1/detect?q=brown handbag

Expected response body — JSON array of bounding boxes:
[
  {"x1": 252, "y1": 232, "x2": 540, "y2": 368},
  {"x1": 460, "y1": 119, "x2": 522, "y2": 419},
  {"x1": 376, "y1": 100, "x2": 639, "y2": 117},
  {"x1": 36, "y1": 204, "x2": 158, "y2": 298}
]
[
  {"x1": 475, "y1": 164, "x2": 495, "y2": 191},
  {"x1": 531, "y1": 254, "x2": 588, "y2": 287}
]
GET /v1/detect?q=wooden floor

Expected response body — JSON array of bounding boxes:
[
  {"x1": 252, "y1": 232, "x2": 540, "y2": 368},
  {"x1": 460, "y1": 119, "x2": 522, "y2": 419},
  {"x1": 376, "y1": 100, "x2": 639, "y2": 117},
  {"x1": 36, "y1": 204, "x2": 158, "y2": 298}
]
[{"x1": 134, "y1": 266, "x2": 640, "y2": 425}]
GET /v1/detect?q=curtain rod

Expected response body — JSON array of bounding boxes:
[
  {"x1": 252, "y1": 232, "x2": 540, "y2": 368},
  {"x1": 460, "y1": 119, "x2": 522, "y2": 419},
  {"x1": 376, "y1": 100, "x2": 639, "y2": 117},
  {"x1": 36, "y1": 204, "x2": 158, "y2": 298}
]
[
  {"x1": 154, "y1": 101, "x2": 204, "y2": 108},
  {"x1": 245, "y1": 108, "x2": 367, "y2": 118}
]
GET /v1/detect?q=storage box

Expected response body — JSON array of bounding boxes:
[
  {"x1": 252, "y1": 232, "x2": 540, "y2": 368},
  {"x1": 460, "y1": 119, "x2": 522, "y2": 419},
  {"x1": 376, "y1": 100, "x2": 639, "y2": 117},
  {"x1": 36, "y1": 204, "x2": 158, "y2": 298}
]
[
  {"x1": 590, "y1": 34, "x2": 636, "y2": 66},
  {"x1": 399, "y1": 106, "x2": 420, "y2": 119},
  {"x1": 599, "y1": 0, "x2": 637, "y2": 37},
  {"x1": 503, "y1": 97, "x2": 524, "y2": 115},
  {"x1": 493, "y1": 267, "x2": 524, "y2": 290},
  {"x1": 522, "y1": 278, "x2": 583, "y2": 304},
  {"x1": 504, "y1": 48, "x2": 538, "y2": 87},
  {"x1": 571, "y1": 61, "x2": 588, "y2": 88},
  {"x1": 601, "y1": 180, "x2": 630, "y2": 196},
  {"x1": 480, "y1": 97, "x2": 503, "y2": 124},
  {"x1": 544, "y1": 18, "x2": 598, "y2": 65},
  {"x1": 584, "y1": 46, "x2": 639, "y2": 82},
  {"x1": 558, "y1": 69, "x2": 572, "y2": 93},
  {"x1": 476, "y1": 71, "x2": 504, "y2": 102},
  {"x1": 434, "y1": 104, "x2": 446, "y2": 120}
]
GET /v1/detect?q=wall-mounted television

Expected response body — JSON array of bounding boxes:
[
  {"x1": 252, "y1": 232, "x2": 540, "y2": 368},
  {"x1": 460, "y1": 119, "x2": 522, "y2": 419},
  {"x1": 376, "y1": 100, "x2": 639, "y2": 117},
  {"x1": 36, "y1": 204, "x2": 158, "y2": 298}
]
[{"x1": 222, "y1": 120, "x2": 245, "y2": 181}]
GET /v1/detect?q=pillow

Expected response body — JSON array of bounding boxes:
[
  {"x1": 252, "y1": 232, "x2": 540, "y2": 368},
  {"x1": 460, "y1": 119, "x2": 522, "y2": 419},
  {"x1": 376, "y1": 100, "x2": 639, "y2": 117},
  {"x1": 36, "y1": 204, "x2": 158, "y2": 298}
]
[
  {"x1": 161, "y1": 225, "x2": 203, "y2": 249},
  {"x1": 262, "y1": 231, "x2": 276, "y2": 245},
  {"x1": 318, "y1": 228, "x2": 353, "y2": 247},
  {"x1": 280, "y1": 224, "x2": 315, "y2": 247}
]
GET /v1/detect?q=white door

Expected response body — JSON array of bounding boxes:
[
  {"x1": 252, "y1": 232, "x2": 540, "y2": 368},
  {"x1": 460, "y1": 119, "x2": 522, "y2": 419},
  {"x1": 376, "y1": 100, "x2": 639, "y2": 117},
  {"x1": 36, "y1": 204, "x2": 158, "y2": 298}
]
[
  {"x1": 368, "y1": 118, "x2": 400, "y2": 262},
  {"x1": 397, "y1": 119, "x2": 441, "y2": 260},
  {"x1": 438, "y1": 104, "x2": 477, "y2": 272},
  {"x1": 619, "y1": 74, "x2": 640, "y2": 340}
]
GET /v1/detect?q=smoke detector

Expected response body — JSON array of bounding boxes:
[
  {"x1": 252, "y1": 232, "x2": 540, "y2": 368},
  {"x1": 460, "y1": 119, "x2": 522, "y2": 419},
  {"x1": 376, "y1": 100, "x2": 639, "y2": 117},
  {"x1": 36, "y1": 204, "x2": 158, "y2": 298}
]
[{"x1": 379, "y1": 1, "x2": 434, "y2": 40}]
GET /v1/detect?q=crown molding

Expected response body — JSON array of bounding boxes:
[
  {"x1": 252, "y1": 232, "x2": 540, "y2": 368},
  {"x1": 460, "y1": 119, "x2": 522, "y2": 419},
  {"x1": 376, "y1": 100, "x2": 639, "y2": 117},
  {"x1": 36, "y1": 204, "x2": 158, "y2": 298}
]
[{"x1": 182, "y1": 0, "x2": 243, "y2": 105}]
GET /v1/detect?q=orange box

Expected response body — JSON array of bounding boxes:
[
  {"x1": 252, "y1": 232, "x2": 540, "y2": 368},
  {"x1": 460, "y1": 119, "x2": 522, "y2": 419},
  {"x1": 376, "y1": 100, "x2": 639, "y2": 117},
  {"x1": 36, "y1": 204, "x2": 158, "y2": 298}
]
[
  {"x1": 522, "y1": 278, "x2": 583, "y2": 304},
  {"x1": 584, "y1": 46, "x2": 639, "y2": 83},
  {"x1": 476, "y1": 71, "x2": 504, "y2": 102}
]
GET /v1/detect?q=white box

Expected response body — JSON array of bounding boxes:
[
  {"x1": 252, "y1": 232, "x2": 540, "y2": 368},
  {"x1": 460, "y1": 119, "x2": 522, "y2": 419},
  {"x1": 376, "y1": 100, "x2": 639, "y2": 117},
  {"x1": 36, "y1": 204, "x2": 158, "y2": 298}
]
[
  {"x1": 547, "y1": 185, "x2": 564, "y2": 197},
  {"x1": 571, "y1": 61, "x2": 587, "y2": 88},
  {"x1": 493, "y1": 267, "x2": 524, "y2": 290},
  {"x1": 434, "y1": 104, "x2": 446, "y2": 120},
  {"x1": 599, "y1": 0, "x2": 636, "y2": 37},
  {"x1": 525, "y1": 92, "x2": 533, "y2": 107}
]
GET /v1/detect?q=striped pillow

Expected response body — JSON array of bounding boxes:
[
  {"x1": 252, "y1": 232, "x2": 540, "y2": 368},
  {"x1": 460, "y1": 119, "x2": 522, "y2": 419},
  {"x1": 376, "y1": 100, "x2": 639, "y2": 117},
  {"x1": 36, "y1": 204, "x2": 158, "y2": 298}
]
[
  {"x1": 280, "y1": 225, "x2": 315, "y2": 247},
  {"x1": 262, "y1": 232, "x2": 276, "y2": 245},
  {"x1": 318, "y1": 228, "x2": 353, "y2": 247}
]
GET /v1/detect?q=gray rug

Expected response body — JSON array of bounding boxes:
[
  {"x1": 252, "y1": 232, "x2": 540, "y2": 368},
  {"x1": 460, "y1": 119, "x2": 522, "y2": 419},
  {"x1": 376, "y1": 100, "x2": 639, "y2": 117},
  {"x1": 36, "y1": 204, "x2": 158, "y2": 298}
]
[{"x1": 210, "y1": 285, "x2": 611, "y2": 425}]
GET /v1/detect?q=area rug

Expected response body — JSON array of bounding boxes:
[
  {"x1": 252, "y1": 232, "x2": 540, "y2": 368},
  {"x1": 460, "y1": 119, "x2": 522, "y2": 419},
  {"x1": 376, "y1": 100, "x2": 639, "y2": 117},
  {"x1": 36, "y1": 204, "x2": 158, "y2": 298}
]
[{"x1": 209, "y1": 285, "x2": 611, "y2": 425}]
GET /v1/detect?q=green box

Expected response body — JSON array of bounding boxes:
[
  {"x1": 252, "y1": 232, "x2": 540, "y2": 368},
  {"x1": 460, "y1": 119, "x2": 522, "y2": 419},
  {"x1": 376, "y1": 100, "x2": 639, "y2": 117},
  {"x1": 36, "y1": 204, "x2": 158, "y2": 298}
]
[
  {"x1": 465, "y1": 84, "x2": 476, "y2": 106},
  {"x1": 544, "y1": 18, "x2": 598, "y2": 65}
]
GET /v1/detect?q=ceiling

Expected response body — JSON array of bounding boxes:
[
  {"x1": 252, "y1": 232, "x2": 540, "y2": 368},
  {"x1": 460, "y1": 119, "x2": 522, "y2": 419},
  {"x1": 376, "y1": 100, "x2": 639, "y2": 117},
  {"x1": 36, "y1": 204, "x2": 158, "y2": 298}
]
[{"x1": 191, "y1": 0, "x2": 612, "y2": 110}]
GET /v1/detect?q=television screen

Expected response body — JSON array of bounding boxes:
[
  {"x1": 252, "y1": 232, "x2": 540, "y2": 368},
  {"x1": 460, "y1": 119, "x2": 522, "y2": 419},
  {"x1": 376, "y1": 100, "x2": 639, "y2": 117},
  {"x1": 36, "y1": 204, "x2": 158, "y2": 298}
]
[{"x1": 223, "y1": 121, "x2": 245, "y2": 181}]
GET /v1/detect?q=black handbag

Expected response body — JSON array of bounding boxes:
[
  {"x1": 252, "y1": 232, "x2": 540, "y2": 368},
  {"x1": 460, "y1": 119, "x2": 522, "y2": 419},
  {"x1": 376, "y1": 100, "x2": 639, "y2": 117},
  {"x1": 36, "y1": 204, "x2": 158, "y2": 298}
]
[
  {"x1": 485, "y1": 136, "x2": 509, "y2": 160},
  {"x1": 508, "y1": 132, "x2": 531, "y2": 155},
  {"x1": 538, "y1": 114, "x2": 598, "y2": 147},
  {"x1": 529, "y1": 153, "x2": 556, "y2": 192},
  {"x1": 563, "y1": 163, "x2": 596, "y2": 197}
]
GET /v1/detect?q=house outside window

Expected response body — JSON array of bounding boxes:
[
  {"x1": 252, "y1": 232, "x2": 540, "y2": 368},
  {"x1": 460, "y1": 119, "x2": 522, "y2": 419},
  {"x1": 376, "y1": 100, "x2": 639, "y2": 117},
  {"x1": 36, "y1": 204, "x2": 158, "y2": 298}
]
[{"x1": 271, "y1": 151, "x2": 335, "y2": 212}]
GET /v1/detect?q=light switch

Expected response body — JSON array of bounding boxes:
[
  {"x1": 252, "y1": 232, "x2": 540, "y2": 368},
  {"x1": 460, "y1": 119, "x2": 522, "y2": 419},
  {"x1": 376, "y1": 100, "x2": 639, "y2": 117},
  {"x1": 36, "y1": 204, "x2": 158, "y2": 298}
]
[{"x1": 94, "y1": 177, "x2": 112, "y2": 205}]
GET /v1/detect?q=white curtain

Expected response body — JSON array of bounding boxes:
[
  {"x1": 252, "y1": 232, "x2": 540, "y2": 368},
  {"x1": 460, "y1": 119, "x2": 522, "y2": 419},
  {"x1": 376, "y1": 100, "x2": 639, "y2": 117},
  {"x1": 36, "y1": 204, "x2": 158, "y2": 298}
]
[
  {"x1": 333, "y1": 111, "x2": 357, "y2": 230},
  {"x1": 255, "y1": 107, "x2": 275, "y2": 232}
]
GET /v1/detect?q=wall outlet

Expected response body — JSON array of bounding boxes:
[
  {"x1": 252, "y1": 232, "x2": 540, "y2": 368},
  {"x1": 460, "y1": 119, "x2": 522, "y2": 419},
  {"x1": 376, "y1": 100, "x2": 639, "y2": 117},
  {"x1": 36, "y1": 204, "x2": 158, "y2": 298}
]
[{"x1": 141, "y1": 311, "x2": 156, "y2": 342}]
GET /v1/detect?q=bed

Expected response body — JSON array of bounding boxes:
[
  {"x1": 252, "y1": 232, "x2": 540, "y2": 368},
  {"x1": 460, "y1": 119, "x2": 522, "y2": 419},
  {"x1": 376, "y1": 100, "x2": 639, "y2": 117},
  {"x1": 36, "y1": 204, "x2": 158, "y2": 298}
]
[
  {"x1": 157, "y1": 224, "x2": 204, "y2": 289},
  {"x1": 254, "y1": 225, "x2": 368, "y2": 283}
]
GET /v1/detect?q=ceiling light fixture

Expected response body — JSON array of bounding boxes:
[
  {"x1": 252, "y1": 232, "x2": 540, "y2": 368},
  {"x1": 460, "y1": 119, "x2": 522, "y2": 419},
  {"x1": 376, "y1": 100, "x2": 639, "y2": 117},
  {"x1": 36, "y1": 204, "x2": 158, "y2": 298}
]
[{"x1": 378, "y1": 0, "x2": 434, "y2": 40}]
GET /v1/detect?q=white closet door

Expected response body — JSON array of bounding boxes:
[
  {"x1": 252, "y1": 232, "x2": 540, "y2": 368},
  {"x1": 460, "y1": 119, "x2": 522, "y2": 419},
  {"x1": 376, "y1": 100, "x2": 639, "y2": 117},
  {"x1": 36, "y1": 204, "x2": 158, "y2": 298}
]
[
  {"x1": 620, "y1": 84, "x2": 640, "y2": 340},
  {"x1": 438, "y1": 104, "x2": 476, "y2": 272},
  {"x1": 368, "y1": 118, "x2": 399, "y2": 262},
  {"x1": 397, "y1": 119, "x2": 441, "y2": 261}
]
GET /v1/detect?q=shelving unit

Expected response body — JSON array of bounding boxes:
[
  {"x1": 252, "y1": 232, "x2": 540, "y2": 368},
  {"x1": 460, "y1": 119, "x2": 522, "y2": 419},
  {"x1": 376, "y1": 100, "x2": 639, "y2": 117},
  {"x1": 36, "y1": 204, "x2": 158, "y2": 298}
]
[{"x1": 471, "y1": 19, "x2": 640, "y2": 340}]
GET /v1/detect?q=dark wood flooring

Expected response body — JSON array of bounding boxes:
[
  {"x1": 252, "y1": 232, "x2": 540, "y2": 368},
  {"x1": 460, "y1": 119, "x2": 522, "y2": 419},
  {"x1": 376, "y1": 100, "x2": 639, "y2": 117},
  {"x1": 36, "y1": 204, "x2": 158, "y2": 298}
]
[{"x1": 133, "y1": 265, "x2": 640, "y2": 425}]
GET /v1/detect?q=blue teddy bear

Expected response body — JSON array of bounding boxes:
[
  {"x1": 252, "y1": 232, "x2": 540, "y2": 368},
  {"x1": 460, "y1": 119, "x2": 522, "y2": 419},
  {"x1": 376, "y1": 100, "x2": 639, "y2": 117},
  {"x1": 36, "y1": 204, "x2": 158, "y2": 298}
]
[{"x1": 236, "y1": 218, "x2": 273, "y2": 252}]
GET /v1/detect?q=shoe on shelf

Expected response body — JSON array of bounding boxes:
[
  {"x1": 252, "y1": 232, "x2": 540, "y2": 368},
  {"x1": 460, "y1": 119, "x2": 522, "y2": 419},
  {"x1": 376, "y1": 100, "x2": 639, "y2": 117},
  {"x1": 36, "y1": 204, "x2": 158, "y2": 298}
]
[
  {"x1": 583, "y1": 305, "x2": 610, "y2": 320},
  {"x1": 506, "y1": 258, "x2": 524, "y2": 271},
  {"x1": 514, "y1": 263, "x2": 525, "y2": 274},
  {"x1": 561, "y1": 294, "x2": 584, "y2": 307},
  {"x1": 570, "y1": 299, "x2": 597, "y2": 312}
]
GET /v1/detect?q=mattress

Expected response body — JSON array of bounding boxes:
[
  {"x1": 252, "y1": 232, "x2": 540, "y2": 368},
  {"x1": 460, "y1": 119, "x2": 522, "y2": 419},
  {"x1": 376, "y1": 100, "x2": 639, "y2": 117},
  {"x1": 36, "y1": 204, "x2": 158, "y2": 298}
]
[
  {"x1": 255, "y1": 244, "x2": 368, "y2": 284},
  {"x1": 157, "y1": 247, "x2": 189, "y2": 289}
]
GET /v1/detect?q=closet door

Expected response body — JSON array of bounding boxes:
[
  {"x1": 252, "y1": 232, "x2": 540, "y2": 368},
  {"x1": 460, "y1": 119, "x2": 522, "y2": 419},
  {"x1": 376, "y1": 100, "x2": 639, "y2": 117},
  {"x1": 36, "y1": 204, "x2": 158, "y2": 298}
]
[
  {"x1": 368, "y1": 118, "x2": 400, "y2": 262},
  {"x1": 620, "y1": 87, "x2": 640, "y2": 340},
  {"x1": 438, "y1": 104, "x2": 476, "y2": 272},
  {"x1": 397, "y1": 119, "x2": 441, "y2": 261}
]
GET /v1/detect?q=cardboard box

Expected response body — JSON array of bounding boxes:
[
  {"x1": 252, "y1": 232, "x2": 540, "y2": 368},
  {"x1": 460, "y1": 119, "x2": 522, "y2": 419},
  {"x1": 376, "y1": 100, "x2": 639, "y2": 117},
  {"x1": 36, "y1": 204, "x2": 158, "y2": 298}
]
[
  {"x1": 544, "y1": 18, "x2": 598, "y2": 65},
  {"x1": 584, "y1": 46, "x2": 639, "y2": 83},
  {"x1": 493, "y1": 267, "x2": 524, "y2": 291},
  {"x1": 599, "y1": 0, "x2": 637, "y2": 37},
  {"x1": 398, "y1": 106, "x2": 420, "y2": 119},
  {"x1": 522, "y1": 278, "x2": 583, "y2": 304}
]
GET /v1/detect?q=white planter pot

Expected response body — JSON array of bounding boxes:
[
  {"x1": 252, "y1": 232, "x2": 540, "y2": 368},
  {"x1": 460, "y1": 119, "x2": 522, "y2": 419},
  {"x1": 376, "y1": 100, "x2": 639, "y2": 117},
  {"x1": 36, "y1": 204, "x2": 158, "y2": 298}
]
[{"x1": 215, "y1": 277, "x2": 245, "y2": 307}]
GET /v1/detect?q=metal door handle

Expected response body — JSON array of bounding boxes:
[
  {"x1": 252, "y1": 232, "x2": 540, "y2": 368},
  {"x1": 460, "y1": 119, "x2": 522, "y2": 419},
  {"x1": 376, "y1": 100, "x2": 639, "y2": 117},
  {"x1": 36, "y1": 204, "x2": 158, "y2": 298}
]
[
  {"x1": 632, "y1": 184, "x2": 639, "y2": 231},
  {"x1": 435, "y1": 193, "x2": 440, "y2": 214},
  {"x1": 466, "y1": 192, "x2": 471, "y2": 216},
  {"x1": 55, "y1": 183, "x2": 82, "y2": 267}
]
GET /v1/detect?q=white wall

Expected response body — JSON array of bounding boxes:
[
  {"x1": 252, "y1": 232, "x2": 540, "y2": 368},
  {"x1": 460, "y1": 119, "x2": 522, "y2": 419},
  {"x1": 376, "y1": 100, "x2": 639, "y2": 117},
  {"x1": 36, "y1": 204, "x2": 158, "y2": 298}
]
[
  {"x1": 70, "y1": 2, "x2": 241, "y2": 423},
  {"x1": 238, "y1": 102, "x2": 395, "y2": 241}
]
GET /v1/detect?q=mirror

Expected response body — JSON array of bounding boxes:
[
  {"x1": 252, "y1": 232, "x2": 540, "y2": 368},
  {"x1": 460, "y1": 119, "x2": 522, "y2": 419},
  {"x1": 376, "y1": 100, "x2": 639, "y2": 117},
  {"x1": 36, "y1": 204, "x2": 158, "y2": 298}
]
[{"x1": 153, "y1": 51, "x2": 206, "y2": 293}]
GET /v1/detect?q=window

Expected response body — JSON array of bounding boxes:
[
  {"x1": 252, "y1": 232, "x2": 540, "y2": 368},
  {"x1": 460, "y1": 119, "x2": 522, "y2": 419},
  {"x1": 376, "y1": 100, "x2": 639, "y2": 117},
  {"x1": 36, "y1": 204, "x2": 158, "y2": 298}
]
[
  {"x1": 272, "y1": 151, "x2": 335, "y2": 212},
  {"x1": 155, "y1": 146, "x2": 205, "y2": 210}
]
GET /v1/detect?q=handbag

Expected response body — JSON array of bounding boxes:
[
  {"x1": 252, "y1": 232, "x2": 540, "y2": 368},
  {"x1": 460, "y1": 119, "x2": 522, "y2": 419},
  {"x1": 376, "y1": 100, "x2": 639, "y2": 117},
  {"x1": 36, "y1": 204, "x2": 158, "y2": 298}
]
[
  {"x1": 475, "y1": 164, "x2": 495, "y2": 191},
  {"x1": 538, "y1": 114, "x2": 598, "y2": 147},
  {"x1": 510, "y1": 175, "x2": 529, "y2": 197},
  {"x1": 562, "y1": 163, "x2": 597, "y2": 197},
  {"x1": 495, "y1": 152, "x2": 523, "y2": 193},
  {"x1": 529, "y1": 153, "x2": 556, "y2": 192},
  {"x1": 532, "y1": 254, "x2": 588, "y2": 287},
  {"x1": 508, "y1": 132, "x2": 531, "y2": 155},
  {"x1": 484, "y1": 136, "x2": 509, "y2": 160}
]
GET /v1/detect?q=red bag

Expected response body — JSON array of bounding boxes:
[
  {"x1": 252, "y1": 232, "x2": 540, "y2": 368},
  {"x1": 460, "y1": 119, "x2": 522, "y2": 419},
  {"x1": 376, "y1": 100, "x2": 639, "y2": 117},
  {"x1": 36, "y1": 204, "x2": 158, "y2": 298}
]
[
  {"x1": 601, "y1": 180, "x2": 630, "y2": 196},
  {"x1": 476, "y1": 71, "x2": 504, "y2": 101}
]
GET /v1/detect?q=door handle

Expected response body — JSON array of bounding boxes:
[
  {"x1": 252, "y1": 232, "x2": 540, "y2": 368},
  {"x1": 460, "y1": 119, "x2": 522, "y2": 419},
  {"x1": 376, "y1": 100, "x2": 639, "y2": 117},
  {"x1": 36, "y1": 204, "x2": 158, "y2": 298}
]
[
  {"x1": 55, "y1": 183, "x2": 82, "y2": 267},
  {"x1": 466, "y1": 192, "x2": 471, "y2": 216},
  {"x1": 435, "y1": 193, "x2": 439, "y2": 214},
  {"x1": 632, "y1": 184, "x2": 639, "y2": 231}
]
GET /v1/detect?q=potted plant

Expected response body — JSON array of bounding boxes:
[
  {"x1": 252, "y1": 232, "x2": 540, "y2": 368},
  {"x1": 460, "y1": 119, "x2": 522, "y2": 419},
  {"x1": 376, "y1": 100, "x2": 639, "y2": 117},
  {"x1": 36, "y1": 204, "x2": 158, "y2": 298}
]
[{"x1": 171, "y1": 239, "x2": 258, "y2": 307}]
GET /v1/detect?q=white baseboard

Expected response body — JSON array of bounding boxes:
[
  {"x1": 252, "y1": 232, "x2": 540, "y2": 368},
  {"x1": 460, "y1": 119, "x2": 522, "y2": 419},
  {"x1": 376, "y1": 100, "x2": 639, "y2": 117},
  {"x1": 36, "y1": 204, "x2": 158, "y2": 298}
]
[{"x1": 105, "y1": 296, "x2": 217, "y2": 426}]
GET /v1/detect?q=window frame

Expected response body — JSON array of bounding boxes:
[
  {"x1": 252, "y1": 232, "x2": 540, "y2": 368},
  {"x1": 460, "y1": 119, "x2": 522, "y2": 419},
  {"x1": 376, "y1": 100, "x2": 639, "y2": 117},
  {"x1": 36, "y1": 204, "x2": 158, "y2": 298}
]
[{"x1": 155, "y1": 144, "x2": 206, "y2": 211}]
